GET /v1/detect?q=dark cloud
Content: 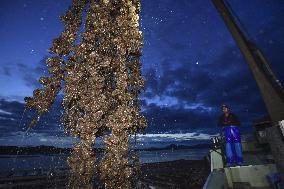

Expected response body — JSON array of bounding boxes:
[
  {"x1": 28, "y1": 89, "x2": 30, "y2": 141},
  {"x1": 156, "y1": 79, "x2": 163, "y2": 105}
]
[
  {"x1": 0, "y1": 97, "x2": 64, "y2": 138},
  {"x1": 1, "y1": 66, "x2": 12, "y2": 76},
  {"x1": 0, "y1": 0, "x2": 283, "y2": 142},
  {"x1": 0, "y1": 99, "x2": 26, "y2": 136},
  {"x1": 16, "y1": 56, "x2": 48, "y2": 88},
  {"x1": 141, "y1": 43, "x2": 268, "y2": 133},
  {"x1": 143, "y1": 103, "x2": 218, "y2": 133}
]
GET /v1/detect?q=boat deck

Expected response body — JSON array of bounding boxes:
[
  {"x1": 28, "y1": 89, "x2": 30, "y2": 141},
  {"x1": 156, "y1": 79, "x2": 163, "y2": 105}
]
[{"x1": 204, "y1": 140, "x2": 279, "y2": 189}]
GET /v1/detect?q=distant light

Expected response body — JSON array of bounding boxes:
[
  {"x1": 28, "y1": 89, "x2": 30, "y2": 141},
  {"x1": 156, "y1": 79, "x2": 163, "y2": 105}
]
[
  {"x1": 196, "y1": 61, "x2": 199, "y2": 65},
  {"x1": 40, "y1": 17, "x2": 44, "y2": 21}
]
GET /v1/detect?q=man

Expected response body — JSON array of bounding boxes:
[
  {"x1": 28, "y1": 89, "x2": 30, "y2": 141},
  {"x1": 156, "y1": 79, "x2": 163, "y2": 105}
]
[{"x1": 218, "y1": 104, "x2": 243, "y2": 166}]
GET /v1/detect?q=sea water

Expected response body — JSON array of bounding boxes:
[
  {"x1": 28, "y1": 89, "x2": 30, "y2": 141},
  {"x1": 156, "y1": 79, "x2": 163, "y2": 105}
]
[{"x1": 0, "y1": 148, "x2": 208, "y2": 176}]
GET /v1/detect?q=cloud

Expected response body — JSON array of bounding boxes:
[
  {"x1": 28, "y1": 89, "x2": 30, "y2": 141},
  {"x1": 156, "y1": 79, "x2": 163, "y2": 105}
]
[
  {"x1": 0, "y1": 97, "x2": 63, "y2": 138},
  {"x1": 0, "y1": 109, "x2": 12, "y2": 115},
  {"x1": 16, "y1": 56, "x2": 48, "y2": 88},
  {"x1": 136, "y1": 132, "x2": 219, "y2": 142},
  {"x1": 0, "y1": 131, "x2": 78, "y2": 147},
  {"x1": 142, "y1": 102, "x2": 218, "y2": 134},
  {"x1": 1, "y1": 66, "x2": 12, "y2": 76},
  {"x1": 1, "y1": 0, "x2": 283, "y2": 148},
  {"x1": 141, "y1": 43, "x2": 268, "y2": 134}
]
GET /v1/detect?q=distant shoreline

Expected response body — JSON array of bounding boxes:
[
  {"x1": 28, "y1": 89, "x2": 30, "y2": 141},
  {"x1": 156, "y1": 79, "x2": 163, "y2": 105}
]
[{"x1": 0, "y1": 143, "x2": 211, "y2": 155}]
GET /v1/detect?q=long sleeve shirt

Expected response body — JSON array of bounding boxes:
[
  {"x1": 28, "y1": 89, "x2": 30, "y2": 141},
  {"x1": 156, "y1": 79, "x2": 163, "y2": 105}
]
[{"x1": 218, "y1": 112, "x2": 240, "y2": 127}]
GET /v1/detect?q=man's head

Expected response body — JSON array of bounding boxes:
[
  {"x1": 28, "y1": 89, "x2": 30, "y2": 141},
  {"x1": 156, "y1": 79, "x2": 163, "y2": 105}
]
[{"x1": 221, "y1": 104, "x2": 230, "y2": 114}]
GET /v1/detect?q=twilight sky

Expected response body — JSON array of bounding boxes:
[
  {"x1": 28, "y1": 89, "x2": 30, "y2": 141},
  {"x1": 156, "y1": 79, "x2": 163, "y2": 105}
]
[{"x1": 0, "y1": 0, "x2": 284, "y2": 146}]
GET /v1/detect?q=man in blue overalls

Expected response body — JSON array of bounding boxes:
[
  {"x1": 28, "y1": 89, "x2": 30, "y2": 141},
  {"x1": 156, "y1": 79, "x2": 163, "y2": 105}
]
[{"x1": 218, "y1": 104, "x2": 243, "y2": 166}]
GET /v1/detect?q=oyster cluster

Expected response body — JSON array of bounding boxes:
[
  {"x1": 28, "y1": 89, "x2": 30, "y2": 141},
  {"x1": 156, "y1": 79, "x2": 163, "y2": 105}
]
[{"x1": 24, "y1": 0, "x2": 146, "y2": 188}]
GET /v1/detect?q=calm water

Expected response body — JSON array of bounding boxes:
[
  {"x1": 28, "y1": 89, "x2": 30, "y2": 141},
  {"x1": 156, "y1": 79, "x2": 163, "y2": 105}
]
[{"x1": 0, "y1": 148, "x2": 208, "y2": 176}]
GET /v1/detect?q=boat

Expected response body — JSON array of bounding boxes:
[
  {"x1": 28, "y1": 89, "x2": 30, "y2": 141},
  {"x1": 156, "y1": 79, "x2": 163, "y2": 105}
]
[
  {"x1": 204, "y1": 120, "x2": 284, "y2": 189},
  {"x1": 204, "y1": 0, "x2": 284, "y2": 188}
]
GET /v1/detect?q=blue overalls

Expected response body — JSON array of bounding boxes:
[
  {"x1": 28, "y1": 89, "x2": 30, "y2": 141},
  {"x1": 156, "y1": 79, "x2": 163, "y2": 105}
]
[{"x1": 223, "y1": 125, "x2": 243, "y2": 165}]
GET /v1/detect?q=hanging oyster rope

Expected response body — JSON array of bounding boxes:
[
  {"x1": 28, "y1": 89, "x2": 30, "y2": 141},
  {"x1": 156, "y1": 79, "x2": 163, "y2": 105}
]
[
  {"x1": 64, "y1": 1, "x2": 115, "y2": 187},
  {"x1": 24, "y1": 0, "x2": 146, "y2": 188},
  {"x1": 24, "y1": 0, "x2": 87, "y2": 127},
  {"x1": 99, "y1": 1, "x2": 146, "y2": 188}
]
